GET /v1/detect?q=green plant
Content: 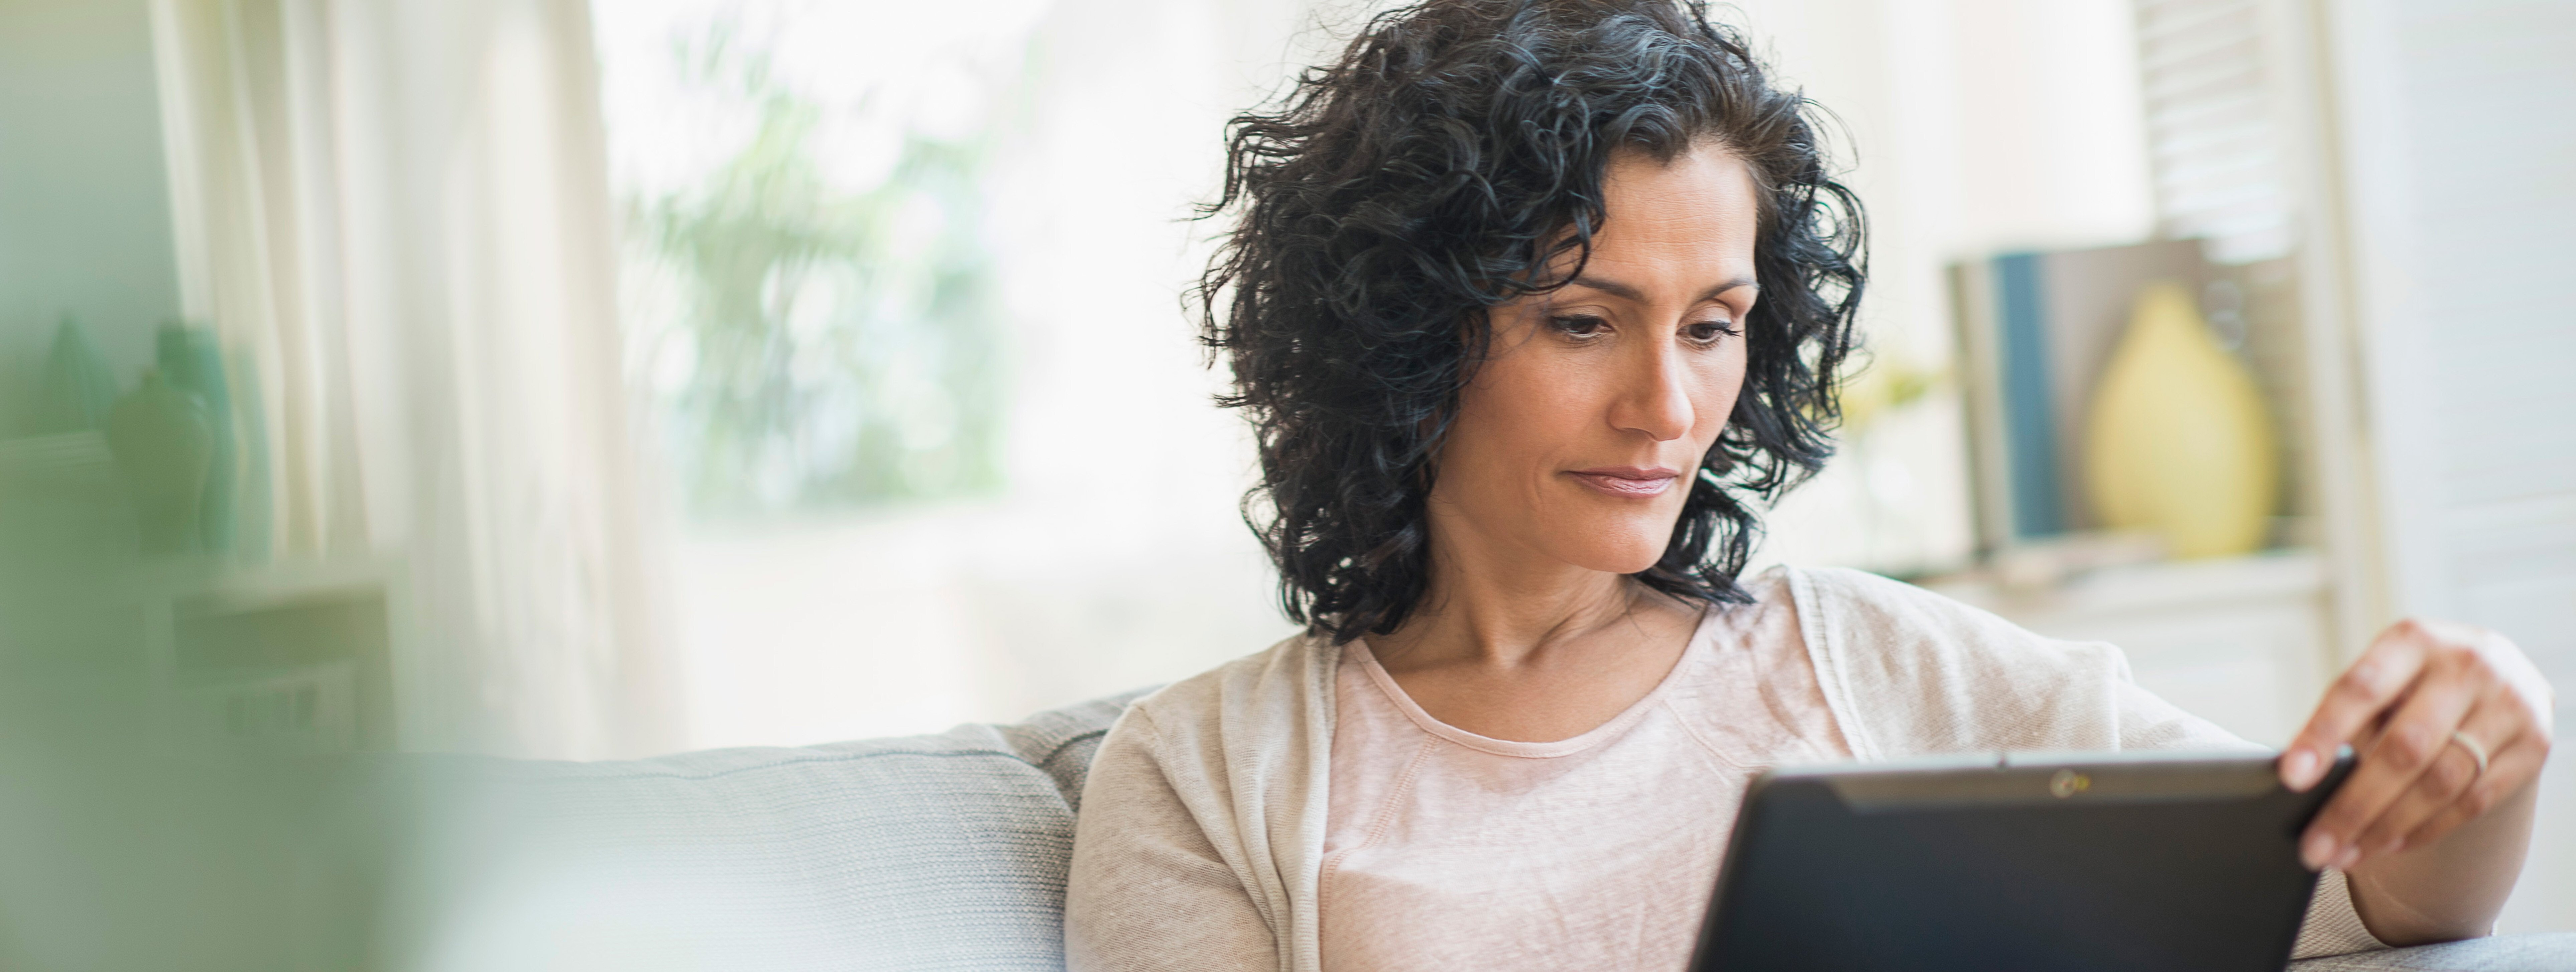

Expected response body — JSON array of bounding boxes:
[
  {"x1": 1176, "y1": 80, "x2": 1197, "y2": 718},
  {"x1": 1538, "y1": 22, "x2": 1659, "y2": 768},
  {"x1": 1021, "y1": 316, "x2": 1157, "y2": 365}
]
[{"x1": 627, "y1": 30, "x2": 1006, "y2": 516}]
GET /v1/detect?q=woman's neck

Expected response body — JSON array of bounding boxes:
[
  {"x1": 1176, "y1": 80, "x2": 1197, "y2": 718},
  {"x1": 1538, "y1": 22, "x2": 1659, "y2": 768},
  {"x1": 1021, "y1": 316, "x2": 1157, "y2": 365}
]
[
  {"x1": 1359, "y1": 519, "x2": 1707, "y2": 742},
  {"x1": 1368, "y1": 527, "x2": 1691, "y2": 674}
]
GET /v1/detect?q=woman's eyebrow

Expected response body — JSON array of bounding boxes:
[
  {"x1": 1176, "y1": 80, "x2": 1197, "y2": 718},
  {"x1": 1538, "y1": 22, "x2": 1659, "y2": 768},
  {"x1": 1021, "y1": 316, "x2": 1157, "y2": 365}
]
[{"x1": 1566, "y1": 274, "x2": 1761, "y2": 303}]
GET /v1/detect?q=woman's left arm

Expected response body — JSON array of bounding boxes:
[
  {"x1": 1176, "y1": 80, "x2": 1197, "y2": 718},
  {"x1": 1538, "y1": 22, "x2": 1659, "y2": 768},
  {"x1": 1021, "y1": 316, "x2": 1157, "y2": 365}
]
[{"x1": 2278, "y1": 619, "x2": 2557, "y2": 946}]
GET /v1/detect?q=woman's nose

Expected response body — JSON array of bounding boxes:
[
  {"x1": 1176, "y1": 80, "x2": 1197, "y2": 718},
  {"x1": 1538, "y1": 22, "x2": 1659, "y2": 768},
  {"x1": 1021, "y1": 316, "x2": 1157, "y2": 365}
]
[{"x1": 1610, "y1": 343, "x2": 1695, "y2": 442}]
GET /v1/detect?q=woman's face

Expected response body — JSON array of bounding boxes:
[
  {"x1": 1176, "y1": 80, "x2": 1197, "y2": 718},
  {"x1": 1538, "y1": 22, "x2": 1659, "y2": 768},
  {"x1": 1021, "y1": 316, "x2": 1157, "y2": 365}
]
[{"x1": 1429, "y1": 143, "x2": 1759, "y2": 576}]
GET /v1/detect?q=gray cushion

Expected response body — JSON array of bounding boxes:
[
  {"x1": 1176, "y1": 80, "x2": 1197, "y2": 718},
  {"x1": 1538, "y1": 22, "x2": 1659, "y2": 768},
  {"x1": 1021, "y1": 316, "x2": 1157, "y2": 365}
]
[
  {"x1": 429, "y1": 690, "x2": 1143, "y2": 972},
  {"x1": 2292, "y1": 933, "x2": 2576, "y2": 971}
]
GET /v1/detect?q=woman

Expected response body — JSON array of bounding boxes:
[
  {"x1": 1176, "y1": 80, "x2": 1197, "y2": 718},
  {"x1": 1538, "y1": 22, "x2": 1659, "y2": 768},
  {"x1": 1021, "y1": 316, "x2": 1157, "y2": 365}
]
[{"x1": 1066, "y1": 2, "x2": 2554, "y2": 969}]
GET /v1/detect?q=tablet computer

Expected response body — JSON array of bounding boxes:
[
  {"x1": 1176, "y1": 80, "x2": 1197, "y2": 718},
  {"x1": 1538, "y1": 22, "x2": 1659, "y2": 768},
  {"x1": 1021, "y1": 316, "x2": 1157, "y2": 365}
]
[{"x1": 1689, "y1": 750, "x2": 2355, "y2": 972}]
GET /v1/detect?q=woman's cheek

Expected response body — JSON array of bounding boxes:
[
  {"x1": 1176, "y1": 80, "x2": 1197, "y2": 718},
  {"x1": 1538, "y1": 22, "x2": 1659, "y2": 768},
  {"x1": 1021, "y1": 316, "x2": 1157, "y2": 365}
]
[{"x1": 1696, "y1": 357, "x2": 1746, "y2": 443}]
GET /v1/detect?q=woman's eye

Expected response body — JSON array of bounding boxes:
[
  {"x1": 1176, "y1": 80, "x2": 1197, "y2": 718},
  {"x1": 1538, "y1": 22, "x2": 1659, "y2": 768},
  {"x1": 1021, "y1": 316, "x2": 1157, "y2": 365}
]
[
  {"x1": 1549, "y1": 314, "x2": 1608, "y2": 337},
  {"x1": 1686, "y1": 320, "x2": 1741, "y2": 343}
]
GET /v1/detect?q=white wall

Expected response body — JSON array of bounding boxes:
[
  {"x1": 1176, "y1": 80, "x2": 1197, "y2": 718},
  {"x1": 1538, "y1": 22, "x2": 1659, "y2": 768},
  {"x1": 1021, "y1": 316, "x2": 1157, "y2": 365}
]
[{"x1": 2326, "y1": 0, "x2": 2576, "y2": 935}]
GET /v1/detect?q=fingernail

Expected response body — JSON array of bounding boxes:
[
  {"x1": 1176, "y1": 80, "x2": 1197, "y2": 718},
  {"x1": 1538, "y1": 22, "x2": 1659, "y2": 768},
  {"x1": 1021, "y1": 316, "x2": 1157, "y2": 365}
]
[
  {"x1": 2331, "y1": 846, "x2": 2362, "y2": 871},
  {"x1": 2302, "y1": 833, "x2": 2336, "y2": 870},
  {"x1": 2282, "y1": 750, "x2": 2319, "y2": 790}
]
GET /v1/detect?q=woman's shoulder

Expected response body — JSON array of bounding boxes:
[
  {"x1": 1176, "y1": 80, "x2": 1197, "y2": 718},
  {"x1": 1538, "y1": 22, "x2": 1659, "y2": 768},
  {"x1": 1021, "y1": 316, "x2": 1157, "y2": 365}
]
[
  {"x1": 1128, "y1": 630, "x2": 1335, "y2": 715},
  {"x1": 1782, "y1": 564, "x2": 2124, "y2": 671},
  {"x1": 1083, "y1": 631, "x2": 1340, "y2": 859},
  {"x1": 1777, "y1": 564, "x2": 2135, "y2": 756},
  {"x1": 1112, "y1": 631, "x2": 1341, "y2": 760}
]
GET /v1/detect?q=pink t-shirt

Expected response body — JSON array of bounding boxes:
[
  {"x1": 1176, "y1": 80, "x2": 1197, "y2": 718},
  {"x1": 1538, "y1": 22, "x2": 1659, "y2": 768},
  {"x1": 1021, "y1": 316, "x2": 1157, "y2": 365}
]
[{"x1": 1318, "y1": 572, "x2": 1848, "y2": 970}]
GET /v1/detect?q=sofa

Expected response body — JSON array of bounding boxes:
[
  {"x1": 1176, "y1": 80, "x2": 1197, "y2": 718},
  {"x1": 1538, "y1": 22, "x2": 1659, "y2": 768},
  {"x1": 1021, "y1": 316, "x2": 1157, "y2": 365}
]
[{"x1": 432, "y1": 691, "x2": 2572, "y2": 971}]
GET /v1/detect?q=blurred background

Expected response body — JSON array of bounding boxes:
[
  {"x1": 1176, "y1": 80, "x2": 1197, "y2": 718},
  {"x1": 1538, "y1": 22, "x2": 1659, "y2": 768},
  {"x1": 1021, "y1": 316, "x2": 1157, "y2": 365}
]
[{"x1": 1, "y1": 0, "x2": 2569, "y2": 964}]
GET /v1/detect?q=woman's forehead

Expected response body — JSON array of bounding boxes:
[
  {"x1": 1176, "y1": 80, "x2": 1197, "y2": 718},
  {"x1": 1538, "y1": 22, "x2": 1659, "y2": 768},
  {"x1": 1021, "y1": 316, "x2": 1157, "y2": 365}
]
[
  {"x1": 1547, "y1": 149, "x2": 1759, "y2": 297},
  {"x1": 1600, "y1": 146, "x2": 1760, "y2": 229}
]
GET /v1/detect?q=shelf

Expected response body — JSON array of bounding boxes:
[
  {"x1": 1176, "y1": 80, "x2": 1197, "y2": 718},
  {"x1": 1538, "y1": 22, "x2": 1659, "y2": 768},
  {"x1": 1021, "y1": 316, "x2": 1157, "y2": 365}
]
[{"x1": 1925, "y1": 548, "x2": 2326, "y2": 618}]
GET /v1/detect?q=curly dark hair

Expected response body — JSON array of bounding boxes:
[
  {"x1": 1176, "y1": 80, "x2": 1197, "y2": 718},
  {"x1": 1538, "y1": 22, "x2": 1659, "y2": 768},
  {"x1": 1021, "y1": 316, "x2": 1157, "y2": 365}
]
[{"x1": 1199, "y1": 0, "x2": 1865, "y2": 643}]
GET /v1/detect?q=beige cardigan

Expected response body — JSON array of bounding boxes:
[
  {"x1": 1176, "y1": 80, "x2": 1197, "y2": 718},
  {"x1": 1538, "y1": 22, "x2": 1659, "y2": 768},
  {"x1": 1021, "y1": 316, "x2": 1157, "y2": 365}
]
[{"x1": 1065, "y1": 565, "x2": 2382, "y2": 971}]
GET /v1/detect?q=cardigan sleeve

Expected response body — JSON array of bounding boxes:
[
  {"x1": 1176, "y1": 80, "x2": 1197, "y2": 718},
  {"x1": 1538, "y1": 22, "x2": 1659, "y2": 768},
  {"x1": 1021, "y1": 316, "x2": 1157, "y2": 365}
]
[
  {"x1": 2110, "y1": 666, "x2": 2266, "y2": 752},
  {"x1": 1066, "y1": 707, "x2": 1281, "y2": 972}
]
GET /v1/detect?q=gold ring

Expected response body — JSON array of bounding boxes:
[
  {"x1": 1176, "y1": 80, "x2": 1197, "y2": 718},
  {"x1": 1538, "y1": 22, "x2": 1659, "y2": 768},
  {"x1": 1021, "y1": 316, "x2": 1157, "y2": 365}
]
[{"x1": 2449, "y1": 730, "x2": 2491, "y2": 778}]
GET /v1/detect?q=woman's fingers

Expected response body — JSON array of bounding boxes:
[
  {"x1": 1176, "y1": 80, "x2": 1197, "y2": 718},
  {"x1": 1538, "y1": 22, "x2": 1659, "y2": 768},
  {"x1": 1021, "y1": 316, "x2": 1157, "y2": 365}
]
[
  {"x1": 2283, "y1": 626, "x2": 2433, "y2": 793},
  {"x1": 2290, "y1": 619, "x2": 2556, "y2": 871},
  {"x1": 2404, "y1": 729, "x2": 2551, "y2": 851},
  {"x1": 2298, "y1": 640, "x2": 2482, "y2": 869},
  {"x1": 2345, "y1": 684, "x2": 2519, "y2": 859}
]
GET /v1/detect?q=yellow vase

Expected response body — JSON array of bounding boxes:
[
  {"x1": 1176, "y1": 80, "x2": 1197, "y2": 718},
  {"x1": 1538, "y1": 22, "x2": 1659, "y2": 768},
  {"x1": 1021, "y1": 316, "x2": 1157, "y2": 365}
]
[{"x1": 2082, "y1": 281, "x2": 2279, "y2": 559}]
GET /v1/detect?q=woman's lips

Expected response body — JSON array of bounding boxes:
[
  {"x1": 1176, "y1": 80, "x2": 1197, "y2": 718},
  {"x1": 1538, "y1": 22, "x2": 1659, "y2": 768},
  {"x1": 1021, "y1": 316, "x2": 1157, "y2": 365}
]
[{"x1": 1566, "y1": 466, "x2": 1682, "y2": 498}]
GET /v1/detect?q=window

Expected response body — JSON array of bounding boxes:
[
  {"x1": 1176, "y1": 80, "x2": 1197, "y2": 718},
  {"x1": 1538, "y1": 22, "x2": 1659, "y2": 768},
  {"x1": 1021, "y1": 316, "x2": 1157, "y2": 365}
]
[{"x1": 591, "y1": 0, "x2": 1303, "y2": 747}]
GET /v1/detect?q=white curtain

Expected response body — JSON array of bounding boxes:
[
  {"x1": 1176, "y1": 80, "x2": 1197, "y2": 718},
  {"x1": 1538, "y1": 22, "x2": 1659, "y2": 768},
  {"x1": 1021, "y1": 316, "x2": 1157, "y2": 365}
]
[{"x1": 149, "y1": 0, "x2": 680, "y2": 757}]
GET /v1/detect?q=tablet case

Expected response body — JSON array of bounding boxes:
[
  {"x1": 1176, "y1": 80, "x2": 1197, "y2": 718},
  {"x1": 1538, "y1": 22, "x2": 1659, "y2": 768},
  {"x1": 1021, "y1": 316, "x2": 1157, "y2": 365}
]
[{"x1": 1690, "y1": 751, "x2": 2354, "y2": 972}]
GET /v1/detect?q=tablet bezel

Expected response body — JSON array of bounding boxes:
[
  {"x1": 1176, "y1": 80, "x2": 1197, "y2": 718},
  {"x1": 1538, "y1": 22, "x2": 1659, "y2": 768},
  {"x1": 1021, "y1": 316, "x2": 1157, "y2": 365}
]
[{"x1": 1689, "y1": 749, "x2": 2355, "y2": 972}]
